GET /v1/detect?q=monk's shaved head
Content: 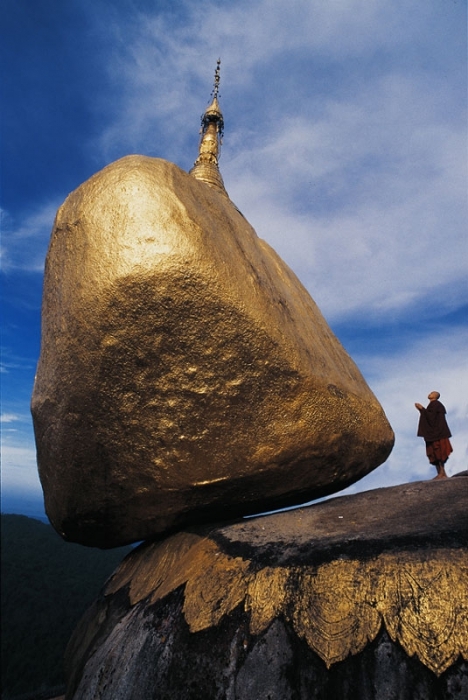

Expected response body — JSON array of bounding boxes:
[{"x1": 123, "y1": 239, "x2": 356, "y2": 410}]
[{"x1": 428, "y1": 391, "x2": 440, "y2": 401}]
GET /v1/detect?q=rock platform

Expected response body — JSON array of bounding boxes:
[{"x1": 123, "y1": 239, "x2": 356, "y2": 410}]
[{"x1": 65, "y1": 478, "x2": 468, "y2": 700}]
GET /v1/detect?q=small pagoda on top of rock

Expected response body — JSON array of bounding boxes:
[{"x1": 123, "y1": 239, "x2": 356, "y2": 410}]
[{"x1": 190, "y1": 59, "x2": 228, "y2": 196}]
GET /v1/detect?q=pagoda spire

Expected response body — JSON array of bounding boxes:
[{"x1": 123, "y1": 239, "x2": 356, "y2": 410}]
[{"x1": 189, "y1": 60, "x2": 228, "y2": 197}]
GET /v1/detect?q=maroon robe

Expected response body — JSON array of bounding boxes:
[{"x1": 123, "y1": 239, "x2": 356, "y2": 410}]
[
  {"x1": 417, "y1": 399, "x2": 453, "y2": 464},
  {"x1": 417, "y1": 400, "x2": 452, "y2": 441}
]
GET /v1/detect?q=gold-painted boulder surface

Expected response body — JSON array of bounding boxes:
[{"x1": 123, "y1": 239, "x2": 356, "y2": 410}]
[
  {"x1": 65, "y1": 479, "x2": 468, "y2": 700},
  {"x1": 31, "y1": 154, "x2": 393, "y2": 547}
]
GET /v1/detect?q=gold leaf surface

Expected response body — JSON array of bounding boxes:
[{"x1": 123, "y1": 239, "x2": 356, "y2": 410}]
[
  {"x1": 291, "y1": 560, "x2": 382, "y2": 668},
  {"x1": 105, "y1": 533, "x2": 467, "y2": 675},
  {"x1": 246, "y1": 566, "x2": 291, "y2": 636}
]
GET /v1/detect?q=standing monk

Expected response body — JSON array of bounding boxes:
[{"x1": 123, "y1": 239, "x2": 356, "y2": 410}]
[{"x1": 415, "y1": 391, "x2": 453, "y2": 479}]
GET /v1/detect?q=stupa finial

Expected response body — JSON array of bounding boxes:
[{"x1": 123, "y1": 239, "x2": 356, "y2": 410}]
[
  {"x1": 189, "y1": 59, "x2": 228, "y2": 197},
  {"x1": 212, "y1": 58, "x2": 221, "y2": 100}
]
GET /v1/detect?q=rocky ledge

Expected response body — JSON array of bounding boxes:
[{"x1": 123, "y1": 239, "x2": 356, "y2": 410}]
[{"x1": 65, "y1": 478, "x2": 467, "y2": 700}]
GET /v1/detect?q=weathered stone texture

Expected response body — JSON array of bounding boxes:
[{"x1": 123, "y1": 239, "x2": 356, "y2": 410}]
[
  {"x1": 65, "y1": 479, "x2": 468, "y2": 699},
  {"x1": 32, "y1": 155, "x2": 393, "y2": 547}
]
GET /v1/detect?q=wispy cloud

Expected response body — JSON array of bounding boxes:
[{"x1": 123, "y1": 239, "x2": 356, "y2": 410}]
[
  {"x1": 353, "y1": 325, "x2": 468, "y2": 484},
  {"x1": 0, "y1": 351, "x2": 37, "y2": 376},
  {"x1": 1, "y1": 203, "x2": 59, "y2": 273},
  {"x1": 0, "y1": 440, "x2": 41, "y2": 496},
  {"x1": 81, "y1": 0, "x2": 467, "y2": 325},
  {"x1": 1, "y1": 413, "x2": 21, "y2": 423},
  {"x1": 224, "y1": 70, "x2": 466, "y2": 321}
]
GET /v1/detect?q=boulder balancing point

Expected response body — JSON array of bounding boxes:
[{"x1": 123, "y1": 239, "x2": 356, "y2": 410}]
[{"x1": 31, "y1": 62, "x2": 394, "y2": 549}]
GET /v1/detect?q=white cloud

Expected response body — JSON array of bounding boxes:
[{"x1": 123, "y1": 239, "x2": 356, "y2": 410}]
[
  {"x1": 1, "y1": 413, "x2": 21, "y2": 423},
  {"x1": 83, "y1": 0, "x2": 467, "y2": 324},
  {"x1": 224, "y1": 69, "x2": 466, "y2": 320},
  {"x1": 0, "y1": 444, "x2": 42, "y2": 496},
  {"x1": 1, "y1": 203, "x2": 58, "y2": 273},
  {"x1": 308, "y1": 324, "x2": 468, "y2": 504},
  {"x1": 0, "y1": 352, "x2": 37, "y2": 376},
  {"x1": 355, "y1": 326, "x2": 468, "y2": 484},
  {"x1": 92, "y1": 1, "x2": 391, "y2": 157}
]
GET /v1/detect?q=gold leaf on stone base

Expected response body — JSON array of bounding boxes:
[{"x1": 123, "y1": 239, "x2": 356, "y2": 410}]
[
  {"x1": 377, "y1": 550, "x2": 468, "y2": 673},
  {"x1": 291, "y1": 560, "x2": 382, "y2": 668},
  {"x1": 246, "y1": 566, "x2": 291, "y2": 636},
  {"x1": 183, "y1": 545, "x2": 252, "y2": 632},
  {"x1": 105, "y1": 535, "x2": 467, "y2": 675}
]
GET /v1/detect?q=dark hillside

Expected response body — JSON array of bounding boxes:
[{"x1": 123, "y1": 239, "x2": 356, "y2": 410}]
[{"x1": 1, "y1": 514, "x2": 131, "y2": 699}]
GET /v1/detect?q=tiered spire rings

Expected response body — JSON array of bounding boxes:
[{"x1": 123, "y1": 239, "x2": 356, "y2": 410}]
[{"x1": 189, "y1": 60, "x2": 228, "y2": 196}]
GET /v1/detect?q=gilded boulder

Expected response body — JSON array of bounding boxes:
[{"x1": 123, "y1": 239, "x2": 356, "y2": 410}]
[{"x1": 31, "y1": 155, "x2": 393, "y2": 547}]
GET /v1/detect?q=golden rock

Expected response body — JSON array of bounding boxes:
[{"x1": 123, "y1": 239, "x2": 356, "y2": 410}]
[{"x1": 31, "y1": 154, "x2": 394, "y2": 547}]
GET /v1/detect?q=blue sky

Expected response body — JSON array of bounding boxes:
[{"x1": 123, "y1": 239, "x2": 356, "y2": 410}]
[{"x1": 1, "y1": 0, "x2": 467, "y2": 520}]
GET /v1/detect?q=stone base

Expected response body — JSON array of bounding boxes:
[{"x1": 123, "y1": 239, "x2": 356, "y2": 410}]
[
  {"x1": 67, "y1": 594, "x2": 467, "y2": 700},
  {"x1": 65, "y1": 479, "x2": 468, "y2": 699}
]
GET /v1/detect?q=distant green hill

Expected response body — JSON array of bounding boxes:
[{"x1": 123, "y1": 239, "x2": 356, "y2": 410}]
[{"x1": 1, "y1": 514, "x2": 132, "y2": 699}]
